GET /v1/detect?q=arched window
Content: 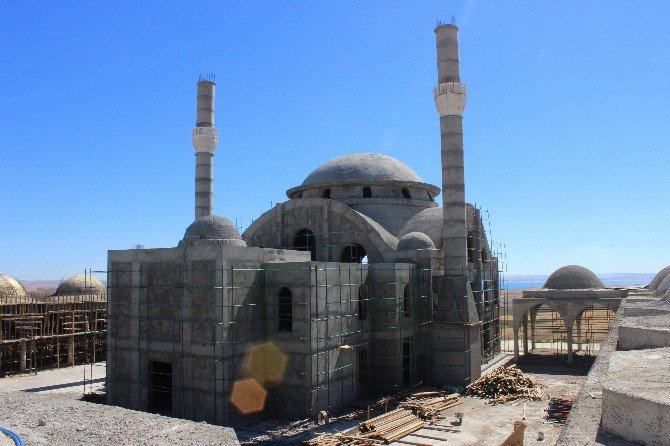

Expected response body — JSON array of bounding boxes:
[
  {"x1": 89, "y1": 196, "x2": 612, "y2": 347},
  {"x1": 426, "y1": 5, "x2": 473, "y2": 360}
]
[
  {"x1": 278, "y1": 287, "x2": 292, "y2": 332},
  {"x1": 401, "y1": 188, "x2": 411, "y2": 199},
  {"x1": 341, "y1": 244, "x2": 367, "y2": 263},
  {"x1": 323, "y1": 189, "x2": 331, "y2": 199},
  {"x1": 293, "y1": 229, "x2": 316, "y2": 260},
  {"x1": 362, "y1": 186, "x2": 372, "y2": 198},
  {"x1": 403, "y1": 284, "x2": 410, "y2": 317}
]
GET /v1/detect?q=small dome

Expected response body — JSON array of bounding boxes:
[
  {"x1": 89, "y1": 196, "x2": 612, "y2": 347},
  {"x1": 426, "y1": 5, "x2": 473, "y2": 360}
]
[
  {"x1": 650, "y1": 265, "x2": 670, "y2": 290},
  {"x1": 0, "y1": 273, "x2": 27, "y2": 300},
  {"x1": 302, "y1": 153, "x2": 423, "y2": 186},
  {"x1": 398, "y1": 232, "x2": 436, "y2": 250},
  {"x1": 184, "y1": 215, "x2": 243, "y2": 241},
  {"x1": 544, "y1": 265, "x2": 604, "y2": 290},
  {"x1": 55, "y1": 275, "x2": 106, "y2": 296},
  {"x1": 398, "y1": 207, "x2": 443, "y2": 248}
]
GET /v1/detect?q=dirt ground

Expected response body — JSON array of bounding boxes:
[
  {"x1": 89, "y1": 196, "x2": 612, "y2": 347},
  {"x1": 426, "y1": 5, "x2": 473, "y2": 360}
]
[
  {"x1": 237, "y1": 354, "x2": 592, "y2": 445},
  {"x1": 389, "y1": 356, "x2": 592, "y2": 446},
  {"x1": 0, "y1": 364, "x2": 239, "y2": 446}
]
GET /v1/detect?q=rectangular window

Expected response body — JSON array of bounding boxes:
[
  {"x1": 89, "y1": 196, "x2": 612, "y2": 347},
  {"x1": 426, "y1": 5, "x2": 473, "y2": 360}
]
[
  {"x1": 278, "y1": 288, "x2": 293, "y2": 332},
  {"x1": 148, "y1": 361, "x2": 172, "y2": 415}
]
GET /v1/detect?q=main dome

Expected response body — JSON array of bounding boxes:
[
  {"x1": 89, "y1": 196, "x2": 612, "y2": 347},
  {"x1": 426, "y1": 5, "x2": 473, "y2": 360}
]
[{"x1": 302, "y1": 154, "x2": 423, "y2": 186}]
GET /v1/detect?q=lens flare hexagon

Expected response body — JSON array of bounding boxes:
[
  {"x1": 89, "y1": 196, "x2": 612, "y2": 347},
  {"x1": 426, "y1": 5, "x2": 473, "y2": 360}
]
[
  {"x1": 230, "y1": 378, "x2": 267, "y2": 415},
  {"x1": 242, "y1": 341, "x2": 288, "y2": 386}
]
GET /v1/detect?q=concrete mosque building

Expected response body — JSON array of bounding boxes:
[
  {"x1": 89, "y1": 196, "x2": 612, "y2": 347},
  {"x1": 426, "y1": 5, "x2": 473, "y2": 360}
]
[{"x1": 106, "y1": 23, "x2": 502, "y2": 425}]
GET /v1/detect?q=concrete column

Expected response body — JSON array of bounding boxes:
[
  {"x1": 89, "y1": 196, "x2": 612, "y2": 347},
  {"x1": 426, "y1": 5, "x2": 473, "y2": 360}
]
[
  {"x1": 192, "y1": 78, "x2": 218, "y2": 221},
  {"x1": 19, "y1": 339, "x2": 26, "y2": 372},
  {"x1": 513, "y1": 328, "x2": 520, "y2": 361},
  {"x1": 522, "y1": 313, "x2": 529, "y2": 356},
  {"x1": 530, "y1": 307, "x2": 538, "y2": 350}
]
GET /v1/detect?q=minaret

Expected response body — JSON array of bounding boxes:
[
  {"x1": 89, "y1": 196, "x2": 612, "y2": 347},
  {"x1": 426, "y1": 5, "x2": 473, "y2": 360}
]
[
  {"x1": 431, "y1": 23, "x2": 482, "y2": 385},
  {"x1": 434, "y1": 24, "x2": 467, "y2": 272},
  {"x1": 192, "y1": 75, "x2": 219, "y2": 220}
]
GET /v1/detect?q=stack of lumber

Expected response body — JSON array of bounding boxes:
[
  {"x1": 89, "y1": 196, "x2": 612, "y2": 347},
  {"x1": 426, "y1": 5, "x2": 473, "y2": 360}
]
[
  {"x1": 465, "y1": 365, "x2": 547, "y2": 404},
  {"x1": 306, "y1": 390, "x2": 461, "y2": 445},
  {"x1": 399, "y1": 392, "x2": 462, "y2": 419}
]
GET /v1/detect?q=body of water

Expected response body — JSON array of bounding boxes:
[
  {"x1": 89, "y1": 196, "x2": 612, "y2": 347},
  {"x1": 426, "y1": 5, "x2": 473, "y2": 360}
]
[{"x1": 505, "y1": 277, "x2": 652, "y2": 291}]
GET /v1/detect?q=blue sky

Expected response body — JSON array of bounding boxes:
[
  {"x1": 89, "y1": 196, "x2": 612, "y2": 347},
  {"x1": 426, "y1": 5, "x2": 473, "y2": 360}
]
[{"x1": 1, "y1": 1, "x2": 669, "y2": 280}]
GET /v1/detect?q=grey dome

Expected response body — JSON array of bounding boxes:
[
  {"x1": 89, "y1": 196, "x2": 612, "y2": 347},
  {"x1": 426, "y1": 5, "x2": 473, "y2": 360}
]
[
  {"x1": 55, "y1": 275, "x2": 106, "y2": 296},
  {"x1": 399, "y1": 207, "x2": 443, "y2": 248},
  {"x1": 0, "y1": 273, "x2": 27, "y2": 300},
  {"x1": 544, "y1": 265, "x2": 604, "y2": 290},
  {"x1": 398, "y1": 232, "x2": 436, "y2": 250},
  {"x1": 184, "y1": 215, "x2": 242, "y2": 241},
  {"x1": 302, "y1": 153, "x2": 423, "y2": 186},
  {"x1": 650, "y1": 265, "x2": 670, "y2": 290}
]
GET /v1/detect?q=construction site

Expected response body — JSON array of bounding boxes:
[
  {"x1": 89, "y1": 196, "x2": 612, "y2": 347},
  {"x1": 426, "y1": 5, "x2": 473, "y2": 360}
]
[{"x1": 1, "y1": 16, "x2": 669, "y2": 446}]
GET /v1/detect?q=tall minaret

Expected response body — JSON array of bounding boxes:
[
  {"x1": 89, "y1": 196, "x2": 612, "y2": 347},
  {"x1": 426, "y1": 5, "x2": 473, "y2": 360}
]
[
  {"x1": 192, "y1": 75, "x2": 219, "y2": 220},
  {"x1": 431, "y1": 23, "x2": 481, "y2": 385},
  {"x1": 434, "y1": 24, "x2": 467, "y2": 273}
]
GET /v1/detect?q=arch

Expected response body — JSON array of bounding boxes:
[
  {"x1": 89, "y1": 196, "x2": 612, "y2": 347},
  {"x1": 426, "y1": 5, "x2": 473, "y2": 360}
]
[
  {"x1": 293, "y1": 229, "x2": 316, "y2": 260},
  {"x1": 401, "y1": 188, "x2": 411, "y2": 199},
  {"x1": 572, "y1": 303, "x2": 616, "y2": 354},
  {"x1": 403, "y1": 284, "x2": 410, "y2": 317},
  {"x1": 278, "y1": 287, "x2": 293, "y2": 332},
  {"x1": 322, "y1": 188, "x2": 331, "y2": 199},
  {"x1": 362, "y1": 186, "x2": 372, "y2": 198},
  {"x1": 243, "y1": 198, "x2": 398, "y2": 263},
  {"x1": 341, "y1": 244, "x2": 367, "y2": 263}
]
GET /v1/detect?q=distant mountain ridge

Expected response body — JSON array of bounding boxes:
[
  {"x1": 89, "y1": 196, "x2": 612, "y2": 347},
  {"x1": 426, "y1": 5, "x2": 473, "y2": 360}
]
[{"x1": 508, "y1": 273, "x2": 655, "y2": 282}]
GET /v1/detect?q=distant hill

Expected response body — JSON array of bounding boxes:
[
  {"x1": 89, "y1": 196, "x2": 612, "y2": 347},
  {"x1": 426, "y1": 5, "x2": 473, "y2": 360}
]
[{"x1": 20, "y1": 280, "x2": 62, "y2": 295}]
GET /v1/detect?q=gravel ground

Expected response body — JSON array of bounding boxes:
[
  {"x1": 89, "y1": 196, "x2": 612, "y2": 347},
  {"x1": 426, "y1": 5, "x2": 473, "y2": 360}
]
[{"x1": 0, "y1": 391, "x2": 239, "y2": 445}]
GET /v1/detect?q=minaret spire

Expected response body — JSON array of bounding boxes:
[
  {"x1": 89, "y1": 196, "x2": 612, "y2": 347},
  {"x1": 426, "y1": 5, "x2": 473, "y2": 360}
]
[
  {"x1": 434, "y1": 24, "x2": 467, "y2": 272},
  {"x1": 192, "y1": 74, "x2": 219, "y2": 220}
]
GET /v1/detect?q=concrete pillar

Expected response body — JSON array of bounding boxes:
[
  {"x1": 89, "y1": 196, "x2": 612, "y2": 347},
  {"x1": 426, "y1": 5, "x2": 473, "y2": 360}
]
[
  {"x1": 513, "y1": 328, "x2": 520, "y2": 361},
  {"x1": 192, "y1": 77, "x2": 219, "y2": 220},
  {"x1": 530, "y1": 307, "x2": 538, "y2": 350},
  {"x1": 522, "y1": 313, "x2": 529, "y2": 356},
  {"x1": 19, "y1": 339, "x2": 26, "y2": 372}
]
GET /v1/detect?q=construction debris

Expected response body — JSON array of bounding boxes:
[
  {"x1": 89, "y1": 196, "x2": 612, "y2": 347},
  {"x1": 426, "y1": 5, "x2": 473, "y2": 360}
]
[
  {"x1": 544, "y1": 398, "x2": 574, "y2": 425},
  {"x1": 500, "y1": 421, "x2": 526, "y2": 446},
  {"x1": 306, "y1": 391, "x2": 461, "y2": 445},
  {"x1": 465, "y1": 365, "x2": 547, "y2": 404}
]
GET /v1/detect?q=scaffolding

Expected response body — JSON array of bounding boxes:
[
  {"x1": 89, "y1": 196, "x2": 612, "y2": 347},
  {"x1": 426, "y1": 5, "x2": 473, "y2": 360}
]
[
  {"x1": 0, "y1": 271, "x2": 106, "y2": 376},
  {"x1": 466, "y1": 205, "x2": 507, "y2": 364},
  {"x1": 106, "y1": 262, "x2": 432, "y2": 426}
]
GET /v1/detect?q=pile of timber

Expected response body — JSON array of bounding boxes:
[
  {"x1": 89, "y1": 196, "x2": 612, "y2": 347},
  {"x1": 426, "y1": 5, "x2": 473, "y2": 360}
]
[
  {"x1": 465, "y1": 365, "x2": 547, "y2": 404},
  {"x1": 399, "y1": 391, "x2": 461, "y2": 419},
  {"x1": 306, "y1": 391, "x2": 461, "y2": 445}
]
